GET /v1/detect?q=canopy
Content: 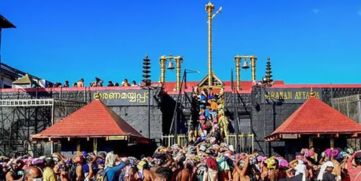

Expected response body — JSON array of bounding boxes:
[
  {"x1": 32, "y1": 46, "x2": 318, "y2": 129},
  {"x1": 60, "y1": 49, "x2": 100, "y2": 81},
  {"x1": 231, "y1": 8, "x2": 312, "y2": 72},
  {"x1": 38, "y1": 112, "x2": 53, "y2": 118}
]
[
  {"x1": 32, "y1": 99, "x2": 149, "y2": 144},
  {"x1": 265, "y1": 95, "x2": 361, "y2": 141}
]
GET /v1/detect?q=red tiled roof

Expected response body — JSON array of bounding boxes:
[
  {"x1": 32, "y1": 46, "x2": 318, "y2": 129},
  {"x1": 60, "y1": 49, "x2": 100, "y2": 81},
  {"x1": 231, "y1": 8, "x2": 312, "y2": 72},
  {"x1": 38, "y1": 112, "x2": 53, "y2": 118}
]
[
  {"x1": 266, "y1": 96, "x2": 361, "y2": 141},
  {"x1": 32, "y1": 99, "x2": 147, "y2": 142}
]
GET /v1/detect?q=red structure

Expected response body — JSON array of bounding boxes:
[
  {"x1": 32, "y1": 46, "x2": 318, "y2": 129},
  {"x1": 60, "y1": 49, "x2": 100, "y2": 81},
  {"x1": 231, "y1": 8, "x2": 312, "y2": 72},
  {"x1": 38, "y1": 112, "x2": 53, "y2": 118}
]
[
  {"x1": 265, "y1": 93, "x2": 361, "y2": 154},
  {"x1": 32, "y1": 98, "x2": 149, "y2": 153}
]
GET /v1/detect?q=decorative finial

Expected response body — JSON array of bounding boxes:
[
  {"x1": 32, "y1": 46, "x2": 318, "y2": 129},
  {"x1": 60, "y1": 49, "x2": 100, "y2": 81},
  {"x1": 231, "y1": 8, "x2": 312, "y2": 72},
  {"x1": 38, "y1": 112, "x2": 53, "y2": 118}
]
[
  {"x1": 264, "y1": 57, "x2": 273, "y2": 86},
  {"x1": 309, "y1": 88, "x2": 316, "y2": 97},
  {"x1": 94, "y1": 92, "x2": 100, "y2": 100}
]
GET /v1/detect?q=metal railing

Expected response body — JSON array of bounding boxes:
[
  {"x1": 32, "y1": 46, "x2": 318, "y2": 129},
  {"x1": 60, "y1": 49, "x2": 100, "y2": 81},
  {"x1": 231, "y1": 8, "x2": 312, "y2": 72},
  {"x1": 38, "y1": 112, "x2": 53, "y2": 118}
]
[{"x1": 161, "y1": 133, "x2": 254, "y2": 152}]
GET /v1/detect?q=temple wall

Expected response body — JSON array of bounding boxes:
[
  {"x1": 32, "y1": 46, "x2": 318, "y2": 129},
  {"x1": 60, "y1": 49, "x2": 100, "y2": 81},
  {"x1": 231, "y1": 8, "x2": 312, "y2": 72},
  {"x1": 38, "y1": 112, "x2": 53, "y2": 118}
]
[
  {"x1": 0, "y1": 87, "x2": 162, "y2": 155},
  {"x1": 1, "y1": 86, "x2": 361, "y2": 155},
  {"x1": 250, "y1": 87, "x2": 361, "y2": 155}
]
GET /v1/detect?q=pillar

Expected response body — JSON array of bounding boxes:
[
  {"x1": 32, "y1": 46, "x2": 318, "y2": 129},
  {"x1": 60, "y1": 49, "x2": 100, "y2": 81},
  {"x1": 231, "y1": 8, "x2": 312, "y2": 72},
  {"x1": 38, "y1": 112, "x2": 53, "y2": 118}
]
[
  {"x1": 330, "y1": 138, "x2": 335, "y2": 148},
  {"x1": 250, "y1": 56, "x2": 257, "y2": 82},
  {"x1": 175, "y1": 56, "x2": 182, "y2": 91},
  {"x1": 308, "y1": 137, "x2": 314, "y2": 148},
  {"x1": 160, "y1": 56, "x2": 166, "y2": 83},
  {"x1": 234, "y1": 55, "x2": 241, "y2": 90},
  {"x1": 93, "y1": 138, "x2": 98, "y2": 154},
  {"x1": 76, "y1": 140, "x2": 81, "y2": 152}
]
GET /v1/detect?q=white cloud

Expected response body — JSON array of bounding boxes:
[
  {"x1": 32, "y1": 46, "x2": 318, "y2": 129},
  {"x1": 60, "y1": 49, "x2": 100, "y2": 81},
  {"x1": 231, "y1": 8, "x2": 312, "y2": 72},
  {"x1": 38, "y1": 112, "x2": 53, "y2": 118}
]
[{"x1": 312, "y1": 8, "x2": 320, "y2": 14}]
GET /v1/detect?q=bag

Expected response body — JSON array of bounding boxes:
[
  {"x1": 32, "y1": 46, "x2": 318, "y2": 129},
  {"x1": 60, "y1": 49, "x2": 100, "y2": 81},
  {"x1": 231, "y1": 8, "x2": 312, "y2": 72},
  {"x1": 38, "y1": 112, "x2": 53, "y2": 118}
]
[{"x1": 206, "y1": 157, "x2": 218, "y2": 171}]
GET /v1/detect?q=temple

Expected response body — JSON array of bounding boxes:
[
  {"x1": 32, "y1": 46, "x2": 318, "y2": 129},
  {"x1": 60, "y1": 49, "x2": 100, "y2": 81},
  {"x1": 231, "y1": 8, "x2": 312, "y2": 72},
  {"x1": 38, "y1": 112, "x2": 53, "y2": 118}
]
[{"x1": 1, "y1": 4, "x2": 361, "y2": 157}]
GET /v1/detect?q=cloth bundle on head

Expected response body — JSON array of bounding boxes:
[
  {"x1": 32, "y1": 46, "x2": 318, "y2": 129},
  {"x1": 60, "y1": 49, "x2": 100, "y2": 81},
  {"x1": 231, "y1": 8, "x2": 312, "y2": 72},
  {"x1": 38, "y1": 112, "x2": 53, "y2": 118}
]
[
  {"x1": 31, "y1": 158, "x2": 44, "y2": 165},
  {"x1": 228, "y1": 145, "x2": 234, "y2": 152},
  {"x1": 337, "y1": 151, "x2": 347, "y2": 161},
  {"x1": 301, "y1": 148, "x2": 310, "y2": 157},
  {"x1": 187, "y1": 146, "x2": 196, "y2": 154},
  {"x1": 276, "y1": 157, "x2": 289, "y2": 168},
  {"x1": 317, "y1": 161, "x2": 334, "y2": 180},
  {"x1": 346, "y1": 148, "x2": 354, "y2": 155},
  {"x1": 157, "y1": 146, "x2": 167, "y2": 153},
  {"x1": 265, "y1": 157, "x2": 277, "y2": 169},
  {"x1": 210, "y1": 137, "x2": 217, "y2": 144},
  {"x1": 257, "y1": 155, "x2": 267, "y2": 163},
  {"x1": 324, "y1": 148, "x2": 339, "y2": 158},
  {"x1": 200, "y1": 144, "x2": 207, "y2": 152},
  {"x1": 171, "y1": 144, "x2": 180, "y2": 150},
  {"x1": 96, "y1": 158, "x2": 105, "y2": 165},
  {"x1": 137, "y1": 160, "x2": 148, "y2": 170}
]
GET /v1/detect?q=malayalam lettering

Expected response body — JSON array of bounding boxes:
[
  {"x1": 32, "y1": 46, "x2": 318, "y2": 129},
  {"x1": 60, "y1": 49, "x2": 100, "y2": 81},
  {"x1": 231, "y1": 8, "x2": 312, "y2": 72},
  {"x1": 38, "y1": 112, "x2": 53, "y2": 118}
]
[{"x1": 95, "y1": 91, "x2": 149, "y2": 103}]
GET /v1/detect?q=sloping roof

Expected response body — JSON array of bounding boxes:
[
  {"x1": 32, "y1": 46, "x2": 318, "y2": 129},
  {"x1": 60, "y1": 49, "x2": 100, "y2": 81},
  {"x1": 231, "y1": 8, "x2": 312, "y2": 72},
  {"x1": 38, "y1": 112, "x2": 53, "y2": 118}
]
[
  {"x1": 12, "y1": 74, "x2": 32, "y2": 85},
  {"x1": 265, "y1": 96, "x2": 361, "y2": 141},
  {"x1": 198, "y1": 72, "x2": 224, "y2": 87},
  {"x1": 32, "y1": 99, "x2": 147, "y2": 142}
]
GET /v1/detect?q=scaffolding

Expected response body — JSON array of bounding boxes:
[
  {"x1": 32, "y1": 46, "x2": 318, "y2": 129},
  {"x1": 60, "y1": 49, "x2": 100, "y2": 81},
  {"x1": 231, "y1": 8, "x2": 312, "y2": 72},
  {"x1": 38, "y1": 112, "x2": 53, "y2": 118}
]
[
  {"x1": 331, "y1": 94, "x2": 361, "y2": 149},
  {"x1": 331, "y1": 94, "x2": 361, "y2": 123},
  {"x1": 0, "y1": 98, "x2": 84, "y2": 156}
]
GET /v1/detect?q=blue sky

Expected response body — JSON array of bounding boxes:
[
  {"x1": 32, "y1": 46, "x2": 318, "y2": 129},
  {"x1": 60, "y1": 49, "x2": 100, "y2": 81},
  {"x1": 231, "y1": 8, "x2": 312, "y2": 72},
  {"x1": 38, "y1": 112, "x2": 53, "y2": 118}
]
[{"x1": 1, "y1": 0, "x2": 361, "y2": 85}]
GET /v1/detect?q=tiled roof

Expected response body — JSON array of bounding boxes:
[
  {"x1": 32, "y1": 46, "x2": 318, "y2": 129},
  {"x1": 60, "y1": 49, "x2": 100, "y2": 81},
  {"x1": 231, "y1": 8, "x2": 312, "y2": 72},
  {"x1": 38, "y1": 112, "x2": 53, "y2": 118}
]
[
  {"x1": 266, "y1": 96, "x2": 361, "y2": 141},
  {"x1": 32, "y1": 99, "x2": 147, "y2": 142}
]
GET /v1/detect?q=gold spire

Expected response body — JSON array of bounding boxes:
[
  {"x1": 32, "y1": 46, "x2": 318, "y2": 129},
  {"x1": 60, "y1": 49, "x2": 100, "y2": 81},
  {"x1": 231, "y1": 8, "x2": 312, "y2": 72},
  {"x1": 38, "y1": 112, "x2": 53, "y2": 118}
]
[
  {"x1": 94, "y1": 92, "x2": 101, "y2": 100},
  {"x1": 309, "y1": 88, "x2": 316, "y2": 97}
]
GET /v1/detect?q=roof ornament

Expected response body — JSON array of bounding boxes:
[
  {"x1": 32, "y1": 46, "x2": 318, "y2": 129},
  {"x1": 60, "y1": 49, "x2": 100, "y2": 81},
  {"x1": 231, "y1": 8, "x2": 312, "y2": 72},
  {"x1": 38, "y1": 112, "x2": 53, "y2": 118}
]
[
  {"x1": 309, "y1": 88, "x2": 316, "y2": 97},
  {"x1": 94, "y1": 92, "x2": 101, "y2": 100}
]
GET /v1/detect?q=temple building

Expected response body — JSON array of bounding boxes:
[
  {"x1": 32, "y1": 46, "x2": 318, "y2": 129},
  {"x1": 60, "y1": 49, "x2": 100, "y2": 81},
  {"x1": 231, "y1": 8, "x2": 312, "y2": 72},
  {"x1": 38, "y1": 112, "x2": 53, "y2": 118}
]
[{"x1": 1, "y1": 8, "x2": 361, "y2": 157}]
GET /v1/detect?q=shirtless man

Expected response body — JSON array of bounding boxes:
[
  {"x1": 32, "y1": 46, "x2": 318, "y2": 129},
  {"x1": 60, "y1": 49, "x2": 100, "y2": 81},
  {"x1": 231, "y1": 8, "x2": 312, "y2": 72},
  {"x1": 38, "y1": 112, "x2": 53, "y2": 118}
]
[
  {"x1": 5, "y1": 159, "x2": 26, "y2": 181},
  {"x1": 233, "y1": 155, "x2": 250, "y2": 181},
  {"x1": 143, "y1": 167, "x2": 155, "y2": 181},
  {"x1": 177, "y1": 162, "x2": 192, "y2": 181},
  {"x1": 24, "y1": 166, "x2": 42, "y2": 181}
]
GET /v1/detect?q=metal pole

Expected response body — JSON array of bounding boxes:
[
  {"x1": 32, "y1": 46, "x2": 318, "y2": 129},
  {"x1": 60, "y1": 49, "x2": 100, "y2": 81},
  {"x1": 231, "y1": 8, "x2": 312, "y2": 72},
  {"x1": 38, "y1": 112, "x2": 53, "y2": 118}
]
[
  {"x1": 357, "y1": 95, "x2": 361, "y2": 123},
  {"x1": 174, "y1": 101, "x2": 178, "y2": 143},
  {"x1": 0, "y1": 28, "x2": 3, "y2": 153},
  {"x1": 0, "y1": 28, "x2": 3, "y2": 89},
  {"x1": 50, "y1": 100, "x2": 55, "y2": 154},
  {"x1": 0, "y1": 28, "x2": 2, "y2": 61},
  {"x1": 148, "y1": 88, "x2": 151, "y2": 139},
  {"x1": 206, "y1": 3, "x2": 214, "y2": 87},
  {"x1": 231, "y1": 69, "x2": 240, "y2": 152}
]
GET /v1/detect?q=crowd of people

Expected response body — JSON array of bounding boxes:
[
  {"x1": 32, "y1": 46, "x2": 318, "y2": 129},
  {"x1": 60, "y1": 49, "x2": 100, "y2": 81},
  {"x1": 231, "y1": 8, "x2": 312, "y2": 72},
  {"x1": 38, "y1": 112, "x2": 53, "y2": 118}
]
[
  {"x1": 188, "y1": 87, "x2": 228, "y2": 144},
  {"x1": 1, "y1": 146, "x2": 361, "y2": 181},
  {"x1": 50, "y1": 78, "x2": 140, "y2": 88}
]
